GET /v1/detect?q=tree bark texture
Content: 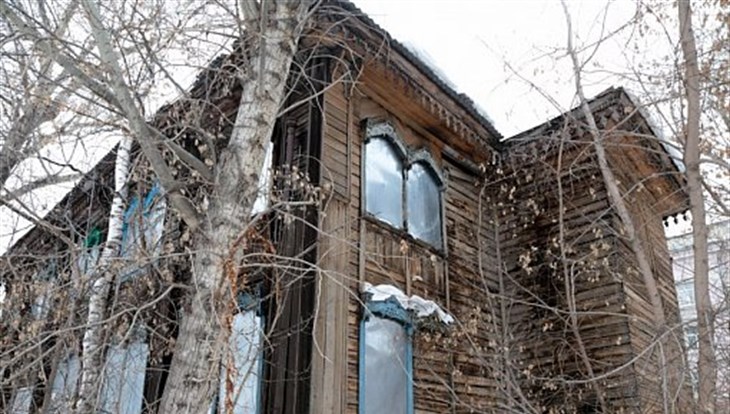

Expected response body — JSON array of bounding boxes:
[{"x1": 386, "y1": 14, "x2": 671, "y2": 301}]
[
  {"x1": 76, "y1": 136, "x2": 133, "y2": 413},
  {"x1": 159, "y1": 2, "x2": 314, "y2": 412},
  {"x1": 678, "y1": 1, "x2": 716, "y2": 412}
]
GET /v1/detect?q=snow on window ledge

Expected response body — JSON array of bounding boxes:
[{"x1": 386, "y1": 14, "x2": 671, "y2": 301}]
[{"x1": 361, "y1": 282, "x2": 453, "y2": 325}]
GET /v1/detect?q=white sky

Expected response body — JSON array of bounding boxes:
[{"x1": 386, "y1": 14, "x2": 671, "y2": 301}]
[
  {"x1": 1, "y1": 0, "x2": 694, "y2": 253},
  {"x1": 354, "y1": 0, "x2": 659, "y2": 136}
]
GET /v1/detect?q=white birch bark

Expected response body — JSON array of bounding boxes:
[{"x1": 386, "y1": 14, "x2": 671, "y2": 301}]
[
  {"x1": 678, "y1": 1, "x2": 716, "y2": 412},
  {"x1": 159, "y1": 2, "x2": 314, "y2": 412},
  {"x1": 75, "y1": 136, "x2": 133, "y2": 413}
]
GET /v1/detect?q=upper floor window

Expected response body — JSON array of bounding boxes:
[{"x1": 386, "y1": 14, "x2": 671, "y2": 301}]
[
  {"x1": 120, "y1": 183, "x2": 166, "y2": 281},
  {"x1": 364, "y1": 122, "x2": 444, "y2": 249},
  {"x1": 77, "y1": 227, "x2": 102, "y2": 275}
]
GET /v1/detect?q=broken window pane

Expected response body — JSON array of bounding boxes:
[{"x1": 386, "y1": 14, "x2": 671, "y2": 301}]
[
  {"x1": 100, "y1": 340, "x2": 148, "y2": 414},
  {"x1": 218, "y1": 310, "x2": 263, "y2": 414},
  {"x1": 48, "y1": 354, "x2": 80, "y2": 413},
  {"x1": 407, "y1": 162, "x2": 442, "y2": 248},
  {"x1": 365, "y1": 138, "x2": 404, "y2": 228},
  {"x1": 362, "y1": 316, "x2": 410, "y2": 414}
]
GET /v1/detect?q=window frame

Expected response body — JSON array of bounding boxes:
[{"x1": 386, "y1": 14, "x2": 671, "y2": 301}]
[
  {"x1": 362, "y1": 120, "x2": 446, "y2": 251},
  {"x1": 210, "y1": 287, "x2": 265, "y2": 414},
  {"x1": 119, "y1": 183, "x2": 167, "y2": 282},
  {"x1": 99, "y1": 327, "x2": 149, "y2": 414},
  {"x1": 358, "y1": 296, "x2": 414, "y2": 414}
]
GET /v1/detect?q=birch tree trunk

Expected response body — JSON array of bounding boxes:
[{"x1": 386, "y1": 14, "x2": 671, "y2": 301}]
[
  {"x1": 678, "y1": 1, "x2": 716, "y2": 412},
  {"x1": 76, "y1": 136, "x2": 133, "y2": 413},
  {"x1": 159, "y1": 2, "x2": 314, "y2": 412}
]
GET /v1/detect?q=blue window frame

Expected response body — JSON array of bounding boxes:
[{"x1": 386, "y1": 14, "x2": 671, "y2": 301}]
[
  {"x1": 120, "y1": 183, "x2": 166, "y2": 281},
  {"x1": 358, "y1": 296, "x2": 414, "y2": 414},
  {"x1": 211, "y1": 289, "x2": 265, "y2": 414}
]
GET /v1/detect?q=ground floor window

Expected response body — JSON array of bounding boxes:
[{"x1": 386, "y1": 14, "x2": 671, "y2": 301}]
[
  {"x1": 359, "y1": 298, "x2": 413, "y2": 414},
  {"x1": 358, "y1": 283, "x2": 454, "y2": 414},
  {"x1": 100, "y1": 337, "x2": 149, "y2": 414},
  {"x1": 360, "y1": 314, "x2": 412, "y2": 414},
  {"x1": 211, "y1": 291, "x2": 264, "y2": 414}
]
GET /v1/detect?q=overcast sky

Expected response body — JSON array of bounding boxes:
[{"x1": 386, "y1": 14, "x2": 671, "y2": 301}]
[
  {"x1": 0, "y1": 1, "x2": 690, "y2": 252},
  {"x1": 354, "y1": 0, "x2": 662, "y2": 137}
]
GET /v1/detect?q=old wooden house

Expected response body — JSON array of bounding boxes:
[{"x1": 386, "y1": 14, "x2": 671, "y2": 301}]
[{"x1": 1, "y1": 1, "x2": 690, "y2": 413}]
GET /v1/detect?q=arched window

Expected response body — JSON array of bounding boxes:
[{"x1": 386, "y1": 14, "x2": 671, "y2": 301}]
[
  {"x1": 406, "y1": 162, "x2": 442, "y2": 248},
  {"x1": 364, "y1": 122, "x2": 444, "y2": 249},
  {"x1": 365, "y1": 137, "x2": 404, "y2": 228}
]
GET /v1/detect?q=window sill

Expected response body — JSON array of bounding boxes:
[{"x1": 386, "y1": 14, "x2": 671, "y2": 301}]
[{"x1": 361, "y1": 214, "x2": 446, "y2": 259}]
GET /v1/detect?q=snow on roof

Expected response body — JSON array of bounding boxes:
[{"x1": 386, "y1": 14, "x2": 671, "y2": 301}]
[
  {"x1": 401, "y1": 42, "x2": 498, "y2": 128},
  {"x1": 402, "y1": 42, "x2": 459, "y2": 92},
  {"x1": 361, "y1": 282, "x2": 454, "y2": 325}
]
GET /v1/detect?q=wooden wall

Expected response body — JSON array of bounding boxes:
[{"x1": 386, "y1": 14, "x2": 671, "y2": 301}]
[
  {"x1": 606, "y1": 132, "x2": 692, "y2": 413},
  {"x1": 499, "y1": 117, "x2": 690, "y2": 413},
  {"x1": 500, "y1": 135, "x2": 642, "y2": 413},
  {"x1": 310, "y1": 68, "x2": 505, "y2": 413}
]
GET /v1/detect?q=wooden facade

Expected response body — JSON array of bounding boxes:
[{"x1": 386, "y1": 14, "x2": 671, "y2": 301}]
[{"x1": 1, "y1": 2, "x2": 690, "y2": 413}]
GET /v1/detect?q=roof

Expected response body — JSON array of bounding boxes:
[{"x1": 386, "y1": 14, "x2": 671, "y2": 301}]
[
  {"x1": 332, "y1": 0, "x2": 503, "y2": 146},
  {"x1": 506, "y1": 86, "x2": 688, "y2": 217}
]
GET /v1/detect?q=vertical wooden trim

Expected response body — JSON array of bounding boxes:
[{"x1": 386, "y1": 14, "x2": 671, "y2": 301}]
[
  {"x1": 405, "y1": 253, "x2": 412, "y2": 296},
  {"x1": 357, "y1": 315, "x2": 367, "y2": 414},
  {"x1": 346, "y1": 84, "x2": 354, "y2": 202},
  {"x1": 406, "y1": 328, "x2": 414, "y2": 414}
]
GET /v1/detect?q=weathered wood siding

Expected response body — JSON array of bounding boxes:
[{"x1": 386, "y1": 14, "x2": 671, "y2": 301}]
[
  {"x1": 310, "y1": 63, "x2": 504, "y2": 413},
  {"x1": 605, "y1": 131, "x2": 691, "y2": 413},
  {"x1": 501, "y1": 136, "x2": 642, "y2": 413}
]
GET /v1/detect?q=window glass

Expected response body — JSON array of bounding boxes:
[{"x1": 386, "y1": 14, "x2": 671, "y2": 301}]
[
  {"x1": 77, "y1": 245, "x2": 100, "y2": 275},
  {"x1": 100, "y1": 340, "x2": 148, "y2": 414},
  {"x1": 251, "y1": 141, "x2": 274, "y2": 215},
  {"x1": 365, "y1": 138, "x2": 403, "y2": 228},
  {"x1": 676, "y1": 280, "x2": 694, "y2": 307},
  {"x1": 9, "y1": 386, "x2": 33, "y2": 414},
  {"x1": 685, "y1": 324, "x2": 699, "y2": 349},
  {"x1": 31, "y1": 261, "x2": 56, "y2": 319},
  {"x1": 120, "y1": 184, "x2": 166, "y2": 281},
  {"x1": 120, "y1": 196, "x2": 141, "y2": 257},
  {"x1": 218, "y1": 310, "x2": 263, "y2": 414},
  {"x1": 48, "y1": 355, "x2": 80, "y2": 413},
  {"x1": 362, "y1": 316, "x2": 410, "y2": 414},
  {"x1": 406, "y1": 162, "x2": 442, "y2": 248}
]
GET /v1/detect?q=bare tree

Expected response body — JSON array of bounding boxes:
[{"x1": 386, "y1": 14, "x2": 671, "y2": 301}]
[
  {"x1": 1, "y1": 0, "x2": 319, "y2": 412},
  {"x1": 678, "y1": 1, "x2": 716, "y2": 412}
]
